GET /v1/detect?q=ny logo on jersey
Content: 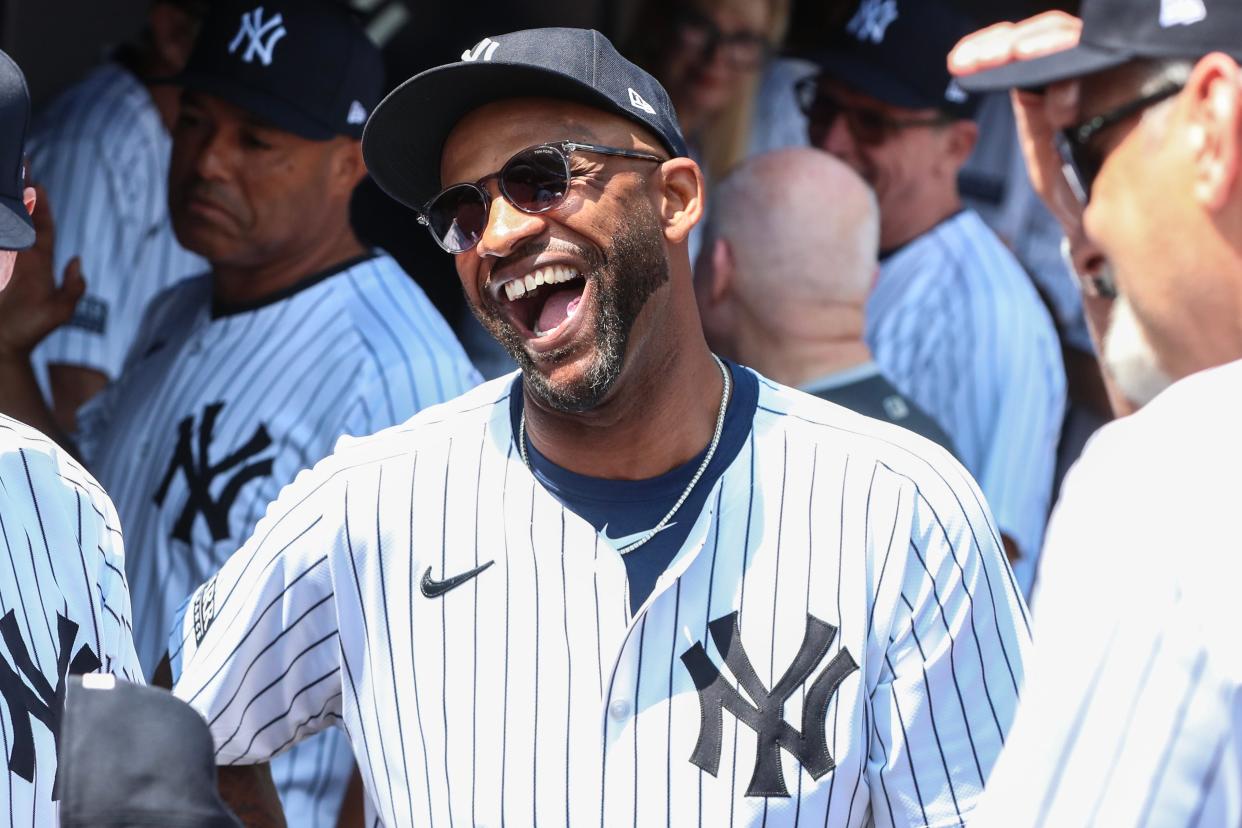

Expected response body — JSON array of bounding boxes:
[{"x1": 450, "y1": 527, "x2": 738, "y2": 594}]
[
  {"x1": 229, "y1": 6, "x2": 288, "y2": 66},
  {"x1": 846, "y1": 0, "x2": 899, "y2": 44},
  {"x1": 680, "y1": 612, "x2": 858, "y2": 797},
  {"x1": 0, "y1": 610, "x2": 100, "y2": 785},
  {"x1": 153, "y1": 402, "x2": 275, "y2": 543}
]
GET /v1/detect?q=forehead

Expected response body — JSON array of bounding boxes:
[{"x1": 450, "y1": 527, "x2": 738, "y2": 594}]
[
  {"x1": 687, "y1": 0, "x2": 769, "y2": 32},
  {"x1": 440, "y1": 97, "x2": 657, "y2": 183}
]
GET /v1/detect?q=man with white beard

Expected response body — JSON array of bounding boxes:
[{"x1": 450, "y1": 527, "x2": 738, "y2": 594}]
[{"x1": 951, "y1": 3, "x2": 1242, "y2": 824}]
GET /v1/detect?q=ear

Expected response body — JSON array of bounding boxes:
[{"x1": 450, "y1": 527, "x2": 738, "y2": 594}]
[
  {"x1": 1186, "y1": 53, "x2": 1242, "y2": 212},
  {"x1": 940, "y1": 120, "x2": 979, "y2": 178},
  {"x1": 147, "y1": 2, "x2": 201, "y2": 75},
  {"x1": 22, "y1": 186, "x2": 35, "y2": 217},
  {"x1": 329, "y1": 140, "x2": 368, "y2": 196},
  {"x1": 706, "y1": 237, "x2": 735, "y2": 306},
  {"x1": 655, "y1": 157, "x2": 706, "y2": 245}
]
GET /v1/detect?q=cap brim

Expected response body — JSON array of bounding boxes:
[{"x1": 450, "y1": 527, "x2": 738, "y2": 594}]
[
  {"x1": 363, "y1": 61, "x2": 667, "y2": 212},
  {"x1": 957, "y1": 42, "x2": 1131, "y2": 93},
  {"x1": 173, "y1": 71, "x2": 339, "y2": 141},
  {"x1": 0, "y1": 195, "x2": 34, "y2": 251},
  {"x1": 812, "y1": 50, "x2": 975, "y2": 117}
]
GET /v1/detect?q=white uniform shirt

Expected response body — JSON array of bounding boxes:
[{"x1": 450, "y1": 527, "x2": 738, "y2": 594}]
[
  {"x1": 78, "y1": 251, "x2": 480, "y2": 827},
  {"x1": 27, "y1": 62, "x2": 206, "y2": 384},
  {"x1": 973, "y1": 358, "x2": 1242, "y2": 828},
  {"x1": 0, "y1": 414, "x2": 142, "y2": 825},
  {"x1": 867, "y1": 210, "x2": 1067, "y2": 594},
  {"x1": 171, "y1": 371, "x2": 1030, "y2": 827}
]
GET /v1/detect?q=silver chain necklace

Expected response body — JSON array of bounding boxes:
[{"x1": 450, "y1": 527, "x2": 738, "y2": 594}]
[{"x1": 519, "y1": 354, "x2": 732, "y2": 555}]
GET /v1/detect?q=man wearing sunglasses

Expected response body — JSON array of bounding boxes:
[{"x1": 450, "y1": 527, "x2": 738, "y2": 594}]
[
  {"x1": 167, "y1": 25, "x2": 1030, "y2": 827},
  {"x1": 0, "y1": 2, "x2": 479, "y2": 825},
  {"x1": 801, "y1": 0, "x2": 1067, "y2": 598},
  {"x1": 949, "y1": 2, "x2": 1242, "y2": 824}
]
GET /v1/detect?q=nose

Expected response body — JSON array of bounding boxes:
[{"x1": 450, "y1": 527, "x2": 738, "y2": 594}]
[
  {"x1": 191, "y1": 125, "x2": 234, "y2": 182},
  {"x1": 473, "y1": 189, "x2": 546, "y2": 260}
]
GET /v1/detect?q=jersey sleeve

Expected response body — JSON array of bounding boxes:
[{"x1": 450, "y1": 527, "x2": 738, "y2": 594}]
[
  {"x1": 29, "y1": 133, "x2": 149, "y2": 379},
  {"x1": 867, "y1": 466, "x2": 1031, "y2": 827},
  {"x1": 170, "y1": 462, "x2": 344, "y2": 766},
  {"x1": 85, "y1": 474, "x2": 144, "y2": 684}
]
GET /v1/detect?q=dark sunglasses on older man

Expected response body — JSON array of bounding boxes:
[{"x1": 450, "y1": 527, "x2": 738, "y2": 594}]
[
  {"x1": 1057, "y1": 82, "x2": 1184, "y2": 203},
  {"x1": 794, "y1": 77, "x2": 952, "y2": 146},
  {"x1": 418, "y1": 141, "x2": 666, "y2": 254}
]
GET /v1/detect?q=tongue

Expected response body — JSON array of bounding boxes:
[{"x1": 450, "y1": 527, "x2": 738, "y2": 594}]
[{"x1": 536, "y1": 287, "x2": 583, "y2": 335}]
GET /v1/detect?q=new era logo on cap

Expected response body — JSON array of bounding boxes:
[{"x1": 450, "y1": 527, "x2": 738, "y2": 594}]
[
  {"x1": 628, "y1": 88, "x2": 656, "y2": 115},
  {"x1": 462, "y1": 37, "x2": 499, "y2": 62},
  {"x1": 229, "y1": 6, "x2": 287, "y2": 66},
  {"x1": 347, "y1": 100, "x2": 367, "y2": 125},
  {"x1": 847, "y1": 0, "x2": 900, "y2": 45},
  {"x1": 1161, "y1": 0, "x2": 1207, "y2": 27}
]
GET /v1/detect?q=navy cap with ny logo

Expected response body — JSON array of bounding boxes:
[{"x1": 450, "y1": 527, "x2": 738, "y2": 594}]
[
  {"x1": 0, "y1": 49, "x2": 34, "y2": 252},
  {"x1": 960, "y1": 0, "x2": 1242, "y2": 92},
  {"x1": 362, "y1": 27, "x2": 689, "y2": 213}
]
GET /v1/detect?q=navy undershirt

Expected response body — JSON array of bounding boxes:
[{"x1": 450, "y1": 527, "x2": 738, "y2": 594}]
[{"x1": 510, "y1": 361, "x2": 759, "y2": 614}]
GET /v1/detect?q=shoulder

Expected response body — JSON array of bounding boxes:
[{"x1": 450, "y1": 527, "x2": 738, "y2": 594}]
[
  {"x1": 33, "y1": 64, "x2": 162, "y2": 156},
  {"x1": 332, "y1": 253, "x2": 464, "y2": 351},
  {"x1": 0, "y1": 414, "x2": 114, "y2": 511}
]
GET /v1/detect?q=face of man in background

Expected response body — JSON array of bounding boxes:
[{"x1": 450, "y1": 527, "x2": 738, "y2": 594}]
[{"x1": 440, "y1": 98, "x2": 675, "y2": 413}]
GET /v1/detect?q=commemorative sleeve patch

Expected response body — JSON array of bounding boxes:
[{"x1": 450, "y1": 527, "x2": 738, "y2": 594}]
[
  {"x1": 191, "y1": 575, "x2": 219, "y2": 647},
  {"x1": 67, "y1": 296, "x2": 109, "y2": 334}
]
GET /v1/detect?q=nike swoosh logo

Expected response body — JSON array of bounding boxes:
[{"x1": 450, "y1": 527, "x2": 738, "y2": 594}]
[
  {"x1": 420, "y1": 561, "x2": 495, "y2": 598},
  {"x1": 600, "y1": 522, "x2": 677, "y2": 549}
]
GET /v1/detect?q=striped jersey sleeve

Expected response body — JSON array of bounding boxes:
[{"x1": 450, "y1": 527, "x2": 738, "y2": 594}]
[
  {"x1": 27, "y1": 63, "x2": 205, "y2": 381},
  {"x1": 971, "y1": 360, "x2": 1242, "y2": 828}
]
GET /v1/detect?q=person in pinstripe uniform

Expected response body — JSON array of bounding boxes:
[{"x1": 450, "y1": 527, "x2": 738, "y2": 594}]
[
  {"x1": 0, "y1": 49, "x2": 143, "y2": 826},
  {"x1": 0, "y1": 3, "x2": 480, "y2": 826},
  {"x1": 166, "y1": 27, "x2": 1030, "y2": 826},
  {"x1": 801, "y1": 0, "x2": 1067, "y2": 598},
  {"x1": 23, "y1": 0, "x2": 209, "y2": 431},
  {"x1": 951, "y1": 2, "x2": 1242, "y2": 824}
]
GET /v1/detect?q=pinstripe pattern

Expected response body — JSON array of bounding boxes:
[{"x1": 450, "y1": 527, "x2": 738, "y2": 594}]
[
  {"x1": 26, "y1": 63, "x2": 207, "y2": 384},
  {"x1": 77, "y1": 252, "x2": 479, "y2": 827},
  {"x1": 972, "y1": 358, "x2": 1242, "y2": 828},
  {"x1": 171, "y1": 370, "x2": 1029, "y2": 826},
  {"x1": 0, "y1": 414, "x2": 142, "y2": 826},
  {"x1": 866, "y1": 210, "x2": 1066, "y2": 596}
]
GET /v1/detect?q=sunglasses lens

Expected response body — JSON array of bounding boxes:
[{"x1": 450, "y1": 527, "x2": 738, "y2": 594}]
[
  {"x1": 1056, "y1": 133, "x2": 1094, "y2": 204},
  {"x1": 501, "y1": 146, "x2": 569, "y2": 213},
  {"x1": 426, "y1": 184, "x2": 488, "y2": 253}
]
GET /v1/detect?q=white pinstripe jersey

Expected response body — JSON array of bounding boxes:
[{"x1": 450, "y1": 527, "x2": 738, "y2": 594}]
[
  {"x1": 973, "y1": 358, "x2": 1242, "y2": 828},
  {"x1": 171, "y1": 369, "x2": 1030, "y2": 827},
  {"x1": 27, "y1": 62, "x2": 207, "y2": 384},
  {"x1": 867, "y1": 210, "x2": 1066, "y2": 596},
  {"x1": 77, "y1": 251, "x2": 480, "y2": 827},
  {"x1": 0, "y1": 414, "x2": 142, "y2": 826}
]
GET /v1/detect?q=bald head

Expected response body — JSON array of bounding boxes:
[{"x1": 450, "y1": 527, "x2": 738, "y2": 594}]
[{"x1": 708, "y1": 148, "x2": 879, "y2": 311}]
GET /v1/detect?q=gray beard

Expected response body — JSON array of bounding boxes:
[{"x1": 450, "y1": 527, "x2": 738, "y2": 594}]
[{"x1": 1103, "y1": 294, "x2": 1174, "y2": 408}]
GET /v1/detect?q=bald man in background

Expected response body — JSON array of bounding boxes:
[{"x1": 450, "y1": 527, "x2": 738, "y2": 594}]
[{"x1": 696, "y1": 147, "x2": 955, "y2": 453}]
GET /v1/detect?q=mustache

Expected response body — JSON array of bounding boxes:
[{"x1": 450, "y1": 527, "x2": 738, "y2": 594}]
[{"x1": 182, "y1": 180, "x2": 244, "y2": 216}]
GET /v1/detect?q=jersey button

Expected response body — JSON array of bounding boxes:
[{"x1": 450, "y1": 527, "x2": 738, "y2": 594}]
[{"x1": 608, "y1": 699, "x2": 632, "y2": 721}]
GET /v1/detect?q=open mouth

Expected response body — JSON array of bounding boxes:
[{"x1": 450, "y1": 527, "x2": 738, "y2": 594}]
[{"x1": 498, "y1": 264, "x2": 588, "y2": 340}]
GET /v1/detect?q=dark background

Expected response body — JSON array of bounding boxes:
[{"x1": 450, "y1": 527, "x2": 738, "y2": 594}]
[{"x1": 0, "y1": 0, "x2": 1076, "y2": 322}]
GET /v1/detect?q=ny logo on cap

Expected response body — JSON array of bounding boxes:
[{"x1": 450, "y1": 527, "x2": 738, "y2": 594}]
[
  {"x1": 847, "y1": 0, "x2": 899, "y2": 45},
  {"x1": 462, "y1": 37, "x2": 499, "y2": 62},
  {"x1": 229, "y1": 6, "x2": 288, "y2": 66},
  {"x1": 628, "y1": 88, "x2": 656, "y2": 115},
  {"x1": 1160, "y1": 0, "x2": 1206, "y2": 27}
]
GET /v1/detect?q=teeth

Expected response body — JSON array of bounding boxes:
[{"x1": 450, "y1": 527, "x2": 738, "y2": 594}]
[{"x1": 500, "y1": 266, "x2": 582, "y2": 302}]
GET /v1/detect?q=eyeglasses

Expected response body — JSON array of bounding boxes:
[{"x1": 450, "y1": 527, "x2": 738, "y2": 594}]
[
  {"x1": 795, "y1": 77, "x2": 952, "y2": 146},
  {"x1": 419, "y1": 141, "x2": 666, "y2": 254},
  {"x1": 1058, "y1": 83, "x2": 1183, "y2": 203},
  {"x1": 675, "y1": 6, "x2": 770, "y2": 71}
]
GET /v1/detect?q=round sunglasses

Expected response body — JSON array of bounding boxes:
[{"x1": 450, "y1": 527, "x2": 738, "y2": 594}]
[{"x1": 418, "y1": 141, "x2": 667, "y2": 254}]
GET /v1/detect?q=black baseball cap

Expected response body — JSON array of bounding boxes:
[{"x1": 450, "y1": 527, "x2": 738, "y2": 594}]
[
  {"x1": 0, "y1": 49, "x2": 33, "y2": 251},
  {"x1": 362, "y1": 27, "x2": 689, "y2": 212},
  {"x1": 58, "y1": 676, "x2": 242, "y2": 827},
  {"x1": 173, "y1": 0, "x2": 384, "y2": 141},
  {"x1": 811, "y1": 0, "x2": 982, "y2": 119},
  {"x1": 959, "y1": 0, "x2": 1242, "y2": 92}
]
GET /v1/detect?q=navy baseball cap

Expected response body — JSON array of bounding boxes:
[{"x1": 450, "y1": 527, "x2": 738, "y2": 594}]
[
  {"x1": 362, "y1": 27, "x2": 689, "y2": 212},
  {"x1": 173, "y1": 0, "x2": 384, "y2": 141},
  {"x1": 0, "y1": 49, "x2": 34, "y2": 251},
  {"x1": 959, "y1": 0, "x2": 1242, "y2": 92},
  {"x1": 812, "y1": 0, "x2": 982, "y2": 118}
]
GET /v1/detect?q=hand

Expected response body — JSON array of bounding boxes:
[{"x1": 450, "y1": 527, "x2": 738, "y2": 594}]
[
  {"x1": 948, "y1": 12, "x2": 1088, "y2": 244},
  {"x1": 0, "y1": 185, "x2": 86, "y2": 359}
]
